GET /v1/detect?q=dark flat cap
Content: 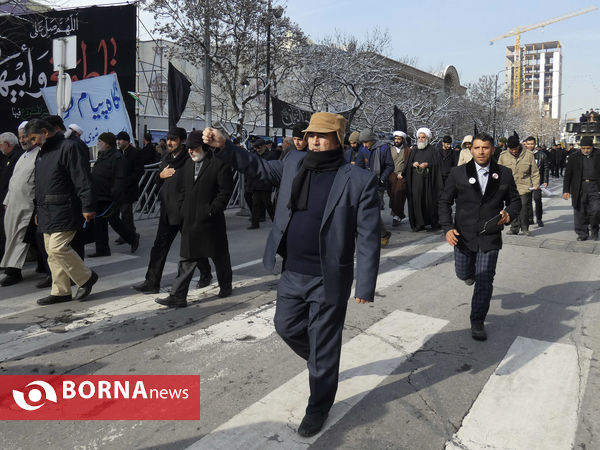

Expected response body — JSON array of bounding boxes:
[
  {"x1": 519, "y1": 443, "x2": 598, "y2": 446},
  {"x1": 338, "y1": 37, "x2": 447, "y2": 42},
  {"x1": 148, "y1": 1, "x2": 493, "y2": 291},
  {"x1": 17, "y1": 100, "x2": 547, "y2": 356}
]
[{"x1": 166, "y1": 127, "x2": 187, "y2": 141}]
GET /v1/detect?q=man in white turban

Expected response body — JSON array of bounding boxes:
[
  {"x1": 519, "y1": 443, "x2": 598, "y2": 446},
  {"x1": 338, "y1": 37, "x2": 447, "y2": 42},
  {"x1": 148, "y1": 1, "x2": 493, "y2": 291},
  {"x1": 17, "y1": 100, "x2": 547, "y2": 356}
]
[
  {"x1": 387, "y1": 131, "x2": 409, "y2": 226},
  {"x1": 401, "y1": 127, "x2": 444, "y2": 231}
]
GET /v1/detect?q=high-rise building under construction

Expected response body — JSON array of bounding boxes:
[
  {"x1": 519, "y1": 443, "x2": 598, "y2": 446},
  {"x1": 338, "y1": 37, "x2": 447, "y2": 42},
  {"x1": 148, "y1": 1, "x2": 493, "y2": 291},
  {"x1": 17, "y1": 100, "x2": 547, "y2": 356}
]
[{"x1": 505, "y1": 41, "x2": 562, "y2": 119}]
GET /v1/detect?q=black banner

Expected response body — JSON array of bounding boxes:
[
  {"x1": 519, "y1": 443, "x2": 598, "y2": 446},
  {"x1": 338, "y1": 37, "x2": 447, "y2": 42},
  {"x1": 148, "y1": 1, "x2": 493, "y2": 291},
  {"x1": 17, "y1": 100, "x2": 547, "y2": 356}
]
[
  {"x1": 271, "y1": 97, "x2": 312, "y2": 129},
  {"x1": 271, "y1": 97, "x2": 357, "y2": 130},
  {"x1": 0, "y1": 4, "x2": 136, "y2": 133},
  {"x1": 168, "y1": 62, "x2": 191, "y2": 129},
  {"x1": 393, "y1": 106, "x2": 407, "y2": 133}
]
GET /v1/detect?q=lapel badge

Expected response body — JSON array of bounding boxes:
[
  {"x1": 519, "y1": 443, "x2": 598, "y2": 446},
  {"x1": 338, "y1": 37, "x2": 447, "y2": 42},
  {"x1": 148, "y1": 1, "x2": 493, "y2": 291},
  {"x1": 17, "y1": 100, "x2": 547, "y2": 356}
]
[
  {"x1": 492, "y1": 173, "x2": 499, "y2": 179},
  {"x1": 468, "y1": 177, "x2": 476, "y2": 184}
]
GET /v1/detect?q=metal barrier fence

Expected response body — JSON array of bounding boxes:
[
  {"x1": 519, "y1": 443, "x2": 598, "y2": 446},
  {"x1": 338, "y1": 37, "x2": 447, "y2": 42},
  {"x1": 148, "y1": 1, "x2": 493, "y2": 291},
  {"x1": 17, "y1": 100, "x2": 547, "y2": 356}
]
[{"x1": 133, "y1": 163, "x2": 243, "y2": 220}]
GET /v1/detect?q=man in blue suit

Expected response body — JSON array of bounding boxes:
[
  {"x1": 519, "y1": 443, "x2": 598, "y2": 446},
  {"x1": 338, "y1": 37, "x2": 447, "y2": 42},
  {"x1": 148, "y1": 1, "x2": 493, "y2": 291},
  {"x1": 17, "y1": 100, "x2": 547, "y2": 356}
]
[{"x1": 202, "y1": 112, "x2": 381, "y2": 437}]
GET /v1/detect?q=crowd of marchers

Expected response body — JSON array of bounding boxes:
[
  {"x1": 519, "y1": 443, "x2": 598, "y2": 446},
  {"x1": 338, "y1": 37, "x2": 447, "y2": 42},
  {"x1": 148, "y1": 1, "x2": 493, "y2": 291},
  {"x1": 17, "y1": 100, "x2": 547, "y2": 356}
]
[{"x1": 1, "y1": 111, "x2": 600, "y2": 437}]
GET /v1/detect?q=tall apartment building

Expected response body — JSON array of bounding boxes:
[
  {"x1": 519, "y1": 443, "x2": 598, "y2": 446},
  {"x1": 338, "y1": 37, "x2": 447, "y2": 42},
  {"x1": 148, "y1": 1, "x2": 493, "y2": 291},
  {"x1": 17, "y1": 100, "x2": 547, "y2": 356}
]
[{"x1": 505, "y1": 41, "x2": 562, "y2": 119}]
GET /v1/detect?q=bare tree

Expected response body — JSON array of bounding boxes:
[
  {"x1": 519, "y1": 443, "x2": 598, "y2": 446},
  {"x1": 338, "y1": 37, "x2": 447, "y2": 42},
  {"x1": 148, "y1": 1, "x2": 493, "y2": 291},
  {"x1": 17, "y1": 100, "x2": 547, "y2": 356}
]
[
  {"x1": 144, "y1": 0, "x2": 308, "y2": 136},
  {"x1": 284, "y1": 31, "x2": 460, "y2": 138}
]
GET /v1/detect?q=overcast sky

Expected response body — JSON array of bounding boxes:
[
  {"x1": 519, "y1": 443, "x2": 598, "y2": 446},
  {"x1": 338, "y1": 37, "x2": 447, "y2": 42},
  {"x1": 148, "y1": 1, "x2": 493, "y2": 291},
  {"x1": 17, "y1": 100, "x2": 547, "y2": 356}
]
[{"x1": 65, "y1": 0, "x2": 600, "y2": 121}]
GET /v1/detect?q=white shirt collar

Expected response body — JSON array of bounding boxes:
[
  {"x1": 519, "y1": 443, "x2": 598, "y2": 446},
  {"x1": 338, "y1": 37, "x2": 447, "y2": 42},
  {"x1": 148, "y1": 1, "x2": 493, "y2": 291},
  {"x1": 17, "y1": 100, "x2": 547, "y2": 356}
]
[{"x1": 475, "y1": 162, "x2": 490, "y2": 172}]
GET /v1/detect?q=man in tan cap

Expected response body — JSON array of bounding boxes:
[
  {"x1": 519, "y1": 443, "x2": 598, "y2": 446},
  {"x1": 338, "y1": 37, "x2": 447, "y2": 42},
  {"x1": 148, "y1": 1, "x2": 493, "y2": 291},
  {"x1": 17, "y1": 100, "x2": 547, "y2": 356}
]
[
  {"x1": 345, "y1": 130, "x2": 360, "y2": 164},
  {"x1": 203, "y1": 112, "x2": 380, "y2": 438}
]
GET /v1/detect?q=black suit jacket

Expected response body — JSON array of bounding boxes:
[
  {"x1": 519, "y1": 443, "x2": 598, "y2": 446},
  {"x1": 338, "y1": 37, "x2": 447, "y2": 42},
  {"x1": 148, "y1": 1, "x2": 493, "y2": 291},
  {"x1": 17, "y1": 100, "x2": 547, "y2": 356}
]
[
  {"x1": 156, "y1": 149, "x2": 189, "y2": 226},
  {"x1": 179, "y1": 154, "x2": 233, "y2": 258},
  {"x1": 563, "y1": 148, "x2": 600, "y2": 209},
  {"x1": 439, "y1": 159, "x2": 521, "y2": 252}
]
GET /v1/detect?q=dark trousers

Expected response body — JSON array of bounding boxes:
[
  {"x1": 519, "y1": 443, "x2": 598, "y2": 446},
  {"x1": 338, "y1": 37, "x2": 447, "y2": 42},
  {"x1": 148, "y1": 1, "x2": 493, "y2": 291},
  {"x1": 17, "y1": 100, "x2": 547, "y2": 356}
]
[
  {"x1": 244, "y1": 191, "x2": 253, "y2": 211},
  {"x1": 0, "y1": 208, "x2": 5, "y2": 264},
  {"x1": 574, "y1": 183, "x2": 600, "y2": 238},
  {"x1": 454, "y1": 246, "x2": 499, "y2": 324},
  {"x1": 93, "y1": 202, "x2": 136, "y2": 254},
  {"x1": 251, "y1": 191, "x2": 274, "y2": 226},
  {"x1": 378, "y1": 190, "x2": 388, "y2": 237},
  {"x1": 529, "y1": 189, "x2": 543, "y2": 223},
  {"x1": 387, "y1": 173, "x2": 407, "y2": 219},
  {"x1": 145, "y1": 215, "x2": 180, "y2": 287},
  {"x1": 35, "y1": 232, "x2": 51, "y2": 275},
  {"x1": 170, "y1": 253, "x2": 232, "y2": 300},
  {"x1": 511, "y1": 192, "x2": 532, "y2": 232},
  {"x1": 119, "y1": 203, "x2": 136, "y2": 233},
  {"x1": 274, "y1": 270, "x2": 348, "y2": 415}
]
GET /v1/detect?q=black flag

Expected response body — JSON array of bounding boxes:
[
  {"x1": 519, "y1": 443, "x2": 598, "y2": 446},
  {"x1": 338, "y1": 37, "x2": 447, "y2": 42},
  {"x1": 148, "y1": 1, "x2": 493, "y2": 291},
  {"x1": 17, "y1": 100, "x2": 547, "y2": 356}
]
[
  {"x1": 168, "y1": 62, "x2": 192, "y2": 129},
  {"x1": 393, "y1": 106, "x2": 407, "y2": 133},
  {"x1": 473, "y1": 121, "x2": 479, "y2": 136}
]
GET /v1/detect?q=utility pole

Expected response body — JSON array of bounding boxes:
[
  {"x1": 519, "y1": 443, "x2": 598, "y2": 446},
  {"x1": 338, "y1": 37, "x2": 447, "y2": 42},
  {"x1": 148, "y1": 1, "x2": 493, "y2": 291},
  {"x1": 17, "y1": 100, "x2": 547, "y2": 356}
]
[
  {"x1": 204, "y1": 2, "x2": 212, "y2": 127},
  {"x1": 265, "y1": 0, "x2": 272, "y2": 137}
]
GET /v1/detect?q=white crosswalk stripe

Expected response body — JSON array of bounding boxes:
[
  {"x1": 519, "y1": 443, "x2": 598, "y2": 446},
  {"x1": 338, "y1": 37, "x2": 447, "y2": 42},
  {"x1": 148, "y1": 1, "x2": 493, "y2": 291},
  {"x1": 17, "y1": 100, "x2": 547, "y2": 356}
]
[
  {"x1": 187, "y1": 310, "x2": 449, "y2": 450},
  {"x1": 445, "y1": 336, "x2": 592, "y2": 450}
]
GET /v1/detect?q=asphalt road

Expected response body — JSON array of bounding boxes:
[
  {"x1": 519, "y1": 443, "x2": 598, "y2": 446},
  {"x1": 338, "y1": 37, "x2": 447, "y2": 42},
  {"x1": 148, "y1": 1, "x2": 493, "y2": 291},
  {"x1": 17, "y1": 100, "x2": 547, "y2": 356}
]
[{"x1": 1, "y1": 182, "x2": 599, "y2": 450}]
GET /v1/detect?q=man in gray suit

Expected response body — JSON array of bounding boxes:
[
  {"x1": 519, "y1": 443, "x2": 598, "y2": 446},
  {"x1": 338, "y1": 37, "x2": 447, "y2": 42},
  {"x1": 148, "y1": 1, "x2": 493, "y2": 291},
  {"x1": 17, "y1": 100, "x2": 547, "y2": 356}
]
[{"x1": 202, "y1": 112, "x2": 381, "y2": 437}]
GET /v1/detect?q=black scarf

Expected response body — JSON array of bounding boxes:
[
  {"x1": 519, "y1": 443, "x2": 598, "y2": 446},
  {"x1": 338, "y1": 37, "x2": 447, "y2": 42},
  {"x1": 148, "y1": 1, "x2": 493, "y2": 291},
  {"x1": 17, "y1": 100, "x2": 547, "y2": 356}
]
[{"x1": 288, "y1": 148, "x2": 345, "y2": 211}]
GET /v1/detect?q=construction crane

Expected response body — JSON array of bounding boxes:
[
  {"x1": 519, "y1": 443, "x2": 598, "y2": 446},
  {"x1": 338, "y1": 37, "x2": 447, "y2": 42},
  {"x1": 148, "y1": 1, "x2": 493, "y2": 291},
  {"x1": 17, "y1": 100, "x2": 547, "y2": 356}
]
[{"x1": 490, "y1": 6, "x2": 597, "y2": 105}]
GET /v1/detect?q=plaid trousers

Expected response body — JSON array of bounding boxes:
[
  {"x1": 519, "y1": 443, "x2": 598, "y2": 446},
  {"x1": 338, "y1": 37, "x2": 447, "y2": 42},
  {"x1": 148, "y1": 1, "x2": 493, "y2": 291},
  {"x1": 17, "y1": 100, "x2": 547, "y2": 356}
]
[{"x1": 454, "y1": 246, "x2": 500, "y2": 324}]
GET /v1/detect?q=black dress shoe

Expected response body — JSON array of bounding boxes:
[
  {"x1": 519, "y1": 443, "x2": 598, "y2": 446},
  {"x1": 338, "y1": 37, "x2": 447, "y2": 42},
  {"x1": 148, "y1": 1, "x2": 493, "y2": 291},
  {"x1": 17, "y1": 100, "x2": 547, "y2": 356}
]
[
  {"x1": 577, "y1": 236, "x2": 588, "y2": 241},
  {"x1": 36, "y1": 276, "x2": 52, "y2": 289},
  {"x1": 464, "y1": 278, "x2": 475, "y2": 286},
  {"x1": 297, "y1": 411, "x2": 328, "y2": 437},
  {"x1": 88, "y1": 252, "x2": 111, "y2": 258},
  {"x1": 471, "y1": 323, "x2": 487, "y2": 341},
  {"x1": 133, "y1": 280, "x2": 159, "y2": 294},
  {"x1": 537, "y1": 220, "x2": 544, "y2": 227},
  {"x1": 74, "y1": 270, "x2": 99, "y2": 300},
  {"x1": 115, "y1": 237, "x2": 126, "y2": 245},
  {"x1": 130, "y1": 233, "x2": 140, "y2": 253},
  {"x1": 155, "y1": 295, "x2": 187, "y2": 308},
  {"x1": 37, "y1": 294, "x2": 72, "y2": 305},
  {"x1": 197, "y1": 274, "x2": 212, "y2": 288},
  {"x1": 392, "y1": 219, "x2": 400, "y2": 227},
  {"x1": 0, "y1": 273, "x2": 23, "y2": 287},
  {"x1": 218, "y1": 286, "x2": 232, "y2": 298},
  {"x1": 506, "y1": 229, "x2": 519, "y2": 235}
]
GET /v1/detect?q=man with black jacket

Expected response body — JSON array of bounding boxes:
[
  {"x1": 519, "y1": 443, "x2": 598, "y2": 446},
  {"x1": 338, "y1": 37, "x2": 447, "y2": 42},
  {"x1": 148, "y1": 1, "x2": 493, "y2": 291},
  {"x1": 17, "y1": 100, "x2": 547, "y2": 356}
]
[
  {"x1": 133, "y1": 127, "x2": 212, "y2": 293},
  {"x1": 89, "y1": 133, "x2": 140, "y2": 257},
  {"x1": 355, "y1": 129, "x2": 394, "y2": 245},
  {"x1": 563, "y1": 136, "x2": 600, "y2": 241},
  {"x1": 24, "y1": 118, "x2": 98, "y2": 305},
  {"x1": 439, "y1": 133, "x2": 520, "y2": 340},
  {"x1": 140, "y1": 132, "x2": 160, "y2": 166},
  {"x1": 247, "y1": 138, "x2": 276, "y2": 229},
  {"x1": 115, "y1": 131, "x2": 144, "y2": 242},
  {"x1": 526, "y1": 136, "x2": 549, "y2": 227},
  {"x1": 438, "y1": 135, "x2": 457, "y2": 185},
  {"x1": 155, "y1": 131, "x2": 234, "y2": 307}
]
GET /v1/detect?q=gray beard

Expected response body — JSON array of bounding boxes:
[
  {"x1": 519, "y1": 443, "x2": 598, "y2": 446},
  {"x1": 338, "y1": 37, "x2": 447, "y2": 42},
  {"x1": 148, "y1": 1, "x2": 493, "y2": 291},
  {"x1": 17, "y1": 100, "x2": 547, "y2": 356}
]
[{"x1": 417, "y1": 141, "x2": 428, "y2": 150}]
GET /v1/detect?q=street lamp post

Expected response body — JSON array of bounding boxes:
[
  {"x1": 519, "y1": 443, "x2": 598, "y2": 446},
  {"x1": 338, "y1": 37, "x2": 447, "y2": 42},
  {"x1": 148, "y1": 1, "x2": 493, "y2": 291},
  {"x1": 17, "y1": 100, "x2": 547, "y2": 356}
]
[{"x1": 492, "y1": 68, "x2": 510, "y2": 143}]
